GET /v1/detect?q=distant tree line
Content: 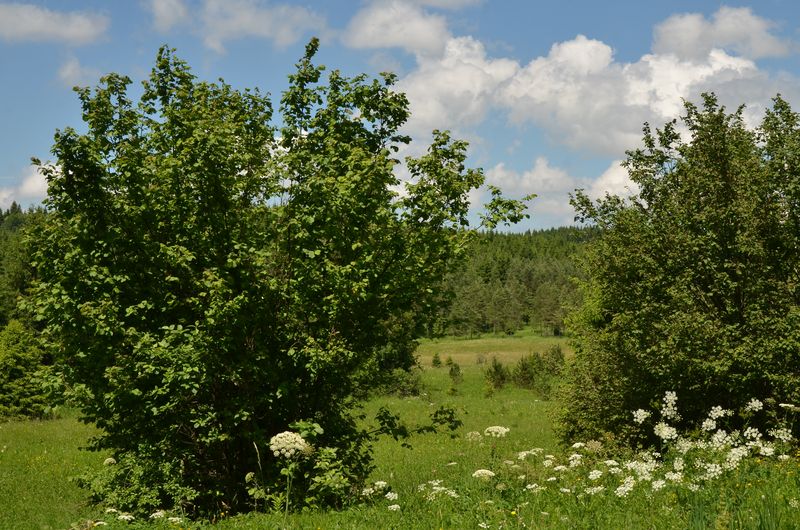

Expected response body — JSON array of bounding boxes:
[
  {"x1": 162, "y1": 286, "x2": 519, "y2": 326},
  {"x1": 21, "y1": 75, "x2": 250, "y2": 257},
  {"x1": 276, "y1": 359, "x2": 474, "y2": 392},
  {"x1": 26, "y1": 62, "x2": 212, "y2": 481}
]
[{"x1": 436, "y1": 226, "x2": 597, "y2": 337}]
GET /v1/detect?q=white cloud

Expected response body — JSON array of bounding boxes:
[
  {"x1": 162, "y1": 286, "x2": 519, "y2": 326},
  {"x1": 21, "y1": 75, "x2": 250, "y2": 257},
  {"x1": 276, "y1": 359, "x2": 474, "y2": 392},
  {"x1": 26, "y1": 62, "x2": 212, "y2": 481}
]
[
  {"x1": 0, "y1": 3, "x2": 108, "y2": 45},
  {"x1": 412, "y1": 0, "x2": 481, "y2": 9},
  {"x1": 58, "y1": 56, "x2": 100, "y2": 88},
  {"x1": 343, "y1": 0, "x2": 451, "y2": 57},
  {"x1": 0, "y1": 165, "x2": 48, "y2": 210},
  {"x1": 201, "y1": 0, "x2": 326, "y2": 53},
  {"x1": 653, "y1": 7, "x2": 790, "y2": 61},
  {"x1": 147, "y1": 0, "x2": 189, "y2": 32},
  {"x1": 398, "y1": 36, "x2": 517, "y2": 136},
  {"x1": 588, "y1": 160, "x2": 638, "y2": 199}
]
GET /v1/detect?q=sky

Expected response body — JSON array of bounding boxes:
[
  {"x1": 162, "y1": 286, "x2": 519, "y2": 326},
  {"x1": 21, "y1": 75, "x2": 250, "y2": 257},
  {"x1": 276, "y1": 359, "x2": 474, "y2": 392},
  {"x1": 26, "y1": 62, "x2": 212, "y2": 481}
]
[{"x1": 2, "y1": 1, "x2": 800, "y2": 229}]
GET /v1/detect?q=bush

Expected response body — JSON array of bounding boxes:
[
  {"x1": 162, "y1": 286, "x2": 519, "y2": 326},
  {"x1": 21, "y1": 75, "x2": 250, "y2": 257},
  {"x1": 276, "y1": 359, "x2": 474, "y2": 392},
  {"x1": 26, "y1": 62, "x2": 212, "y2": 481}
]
[
  {"x1": 511, "y1": 345, "x2": 564, "y2": 399},
  {"x1": 29, "y1": 42, "x2": 529, "y2": 517},
  {"x1": 484, "y1": 357, "x2": 509, "y2": 390},
  {"x1": 560, "y1": 94, "x2": 800, "y2": 445},
  {"x1": 0, "y1": 320, "x2": 50, "y2": 418},
  {"x1": 431, "y1": 352, "x2": 442, "y2": 368}
]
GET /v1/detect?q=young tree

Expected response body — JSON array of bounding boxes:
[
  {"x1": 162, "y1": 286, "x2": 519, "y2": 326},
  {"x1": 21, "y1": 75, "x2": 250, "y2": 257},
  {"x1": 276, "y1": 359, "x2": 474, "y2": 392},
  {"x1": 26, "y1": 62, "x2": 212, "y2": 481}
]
[
  {"x1": 29, "y1": 41, "x2": 528, "y2": 516},
  {"x1": 559, "y1": 94, "x2": 800, "y2": 445}
]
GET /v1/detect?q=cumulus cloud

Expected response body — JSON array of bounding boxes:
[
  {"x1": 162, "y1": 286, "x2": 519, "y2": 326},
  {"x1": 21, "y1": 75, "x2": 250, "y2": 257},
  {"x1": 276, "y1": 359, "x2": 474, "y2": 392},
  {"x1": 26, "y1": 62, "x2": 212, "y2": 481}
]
[
  {"x1": 201, "y1": 0, "x2": 326, "y2": 53},
  {"x1": 398, "y1": 36, "x2": 517, "y2": 136},
  {"x1": 588, "y1": 160, "x2": 638, "y2": 199},
  {"x1": 146, "y1": 0, "x2": 189, "y2": 32},
  {"x1": 343, "y1": 0, "x2": 451, "y2": 57},
  {"x1": 0, "y1": 165, "x2": 48, "y2": 209},
  {"x1": 58, "y1": 56, "x2": 100, "y2": 88},
  {"x1": 0, "y1": 3, "x2": 109, "y2": 45},
  {"x1": 653, "y1": 7, "x2": 790, "y2": 61}
]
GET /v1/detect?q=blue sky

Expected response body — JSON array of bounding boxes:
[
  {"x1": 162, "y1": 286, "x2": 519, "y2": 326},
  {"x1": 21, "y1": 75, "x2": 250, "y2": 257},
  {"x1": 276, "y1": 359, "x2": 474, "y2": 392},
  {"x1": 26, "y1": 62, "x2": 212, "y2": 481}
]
[{"x1": 2, "y1": 0, "x2": 800, "y2": 228}]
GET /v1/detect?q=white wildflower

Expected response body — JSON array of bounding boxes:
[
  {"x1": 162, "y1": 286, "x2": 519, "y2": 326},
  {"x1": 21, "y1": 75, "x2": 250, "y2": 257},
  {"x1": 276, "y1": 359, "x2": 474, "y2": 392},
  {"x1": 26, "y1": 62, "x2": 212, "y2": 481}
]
[
  {"x1": 472, "y1": 469, "x2": 496, "y2": 479},
  {"x1": 588, "y1": 469, "x2": 603, "y2": 481},
  {"x1": 568, "y1": 453, "x2": 583, "y2": 467},
  {"x1": 362, "y1": 487, "x2": 375, "y2": 496},
  {"x1": 711, "y1": 429, "x2": 734, "y2": 448},
  {"x1": 484, "y1": 426, "x2": 510, "y2": 438},
  {"x1": 779, "y1": 403, "x2": 798, "y2": 410},
  {"x1": 745, "y1": 398, "x2": 763, "y2": 412},
  {"x1": 789, "y1": 498, "x2": 799, "y2": 508},
  {"x1": 269, "y1": 431, "x2": 310, "y2": 459},
  {"x1": 465, "y1": 431, "x2": 482, "y2": 442},
  {"x1": 571, "y1": 442, "x2": 586, "y2": 449},
  {"x1": 103, "y1": 457, "x2": 117, "y2": 466},
  {"x1": 724, "y1": 446, "x2": 749, "y2": 470},
  {"x1": 632, "y1": 409, "x2": 651, "y2": 424},
  {"x1": 708, "y1": 406, "x2": 730, "y2": 419},
  {"x1": 701, "y1": 418, "x2": 716, "y2": 432},
  {"x1": 608, "y1": 467, "x2": 622, "y2": 475},
  {"x1": 651, "y1": 480, "x2": 666, "y2": 491},
  {"x1": 526, "y1": 483, "x2": 545, "y2": 492},
  {"x1": 615, "y1": 476, "x2": 636, "y2": 497},
  {"x1": 546, "y1": 476, "x2": 557, "y2": 482},
  {"x1": 758, "y1": 443, "x2": 775, "y2": 456},
  {"x1": 654, "y1": 422, "x2": 678, "y2": 441},
  {"x1": 167, "y1": 517, "x2": 183, "y2": 524},
  {"x1": 768, "y1": 427, "x2": 793, "y2": 443},
  {"x1": 584, "y1": 485, "x2": 605, "y2": 495},
  {"x1": 665, "y1": 471, "x2": 683, "y2": 482},
  {"x1": 385, "y1": 491, "x2": 398, "y2": 501},
  {"x1": 117, "y1": 514, "x2": 134, "y2": 522},
  {"x1": 559, "y1": 487, "x2": 572, "y2": 494},
  {"x1": 388, "y1": 504, "x2": 400, "y2": 511},
  {"x1": 778, "y1": 454, "x2": 790, "y2": 461},
  {"x1": 104, "y1": 508, "x2": 119, "y2": 514},
  {"x1": 553, "y1": 465, "x2": 567, "y2": 472},
  {"x1": 149, "y1": 510, "x2": 166, "y2": 519},
  {"x1": 478, "y1": 523, "x2": 489, "y2": 529},
  {"x1": 687, "y1": 483, "x2": 700, "y2": 491},
  {"x1": 542, "y1": 459, "x2": 554, "y2": 468},
  {"x1": 673, "y1": 457, "x2": 684, "y2": 472},
  {"x1": 503, "y1": 459, "x2": 515, "y2": 466},
  {"x1": 374, "y1": 480, "x2": 388, "y2": 490},
  {"x1": 603, "y1": 459, "x2": 619, "y2": 467},
  {"x1": 744, "y1": 427, "x2": 762, "y2": 440},
  {"x1": 662, "y1": 391, "x2": 681, "y2": 420}
]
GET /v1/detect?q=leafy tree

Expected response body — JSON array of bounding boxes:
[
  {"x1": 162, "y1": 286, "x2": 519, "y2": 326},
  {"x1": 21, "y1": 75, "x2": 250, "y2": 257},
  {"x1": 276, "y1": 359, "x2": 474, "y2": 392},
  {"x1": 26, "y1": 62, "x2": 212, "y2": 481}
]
[
  {"x1": 559, "y1": 94, "x2": 800, "y2": 445},
  {"x1": 28, "y1": 41, "x2": 528, "y2": 516},
  {"x1": 0, "y1": 320, "x2": 49, "y2": 417}
]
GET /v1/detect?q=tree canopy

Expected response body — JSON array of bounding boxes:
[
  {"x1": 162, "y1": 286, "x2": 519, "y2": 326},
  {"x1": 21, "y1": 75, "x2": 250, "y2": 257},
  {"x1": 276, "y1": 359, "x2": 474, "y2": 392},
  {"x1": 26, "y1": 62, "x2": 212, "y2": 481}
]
[
  {"x1": 28, "y1": 41, "x2": 529, "y2": 516},
  {"x1": 559, "y1": 94, "x2": 800, "y2": 445}
]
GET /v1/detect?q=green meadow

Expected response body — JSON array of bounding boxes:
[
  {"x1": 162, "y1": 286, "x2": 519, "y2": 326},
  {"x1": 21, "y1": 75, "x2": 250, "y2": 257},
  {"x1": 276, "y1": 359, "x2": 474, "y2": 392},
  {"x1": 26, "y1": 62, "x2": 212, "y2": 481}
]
[{"x1": 2, "y1": 332, "x2": 799, "y2": 529}]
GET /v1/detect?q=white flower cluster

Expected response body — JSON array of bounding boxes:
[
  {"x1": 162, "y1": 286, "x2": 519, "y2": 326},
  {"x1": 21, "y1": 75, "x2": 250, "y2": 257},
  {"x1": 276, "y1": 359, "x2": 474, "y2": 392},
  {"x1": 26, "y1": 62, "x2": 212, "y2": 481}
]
[
  {"x1": 632, "y1": 409, "x2": 651, "y2": 424},
  {"x1": 614, "y1": 476, "x2": 636, "y2": 497},
  {"x1": 465, "y1": 431, "x2": 482, "y2": 442},
  {"x1": 584, "y1": 485, "x2": 605, "y2": 495},
  {"x1": 418, "y1": 479, "x2": 459, "y2": 500},
  {"x1": 661, "y1": 391, "x2": 680, "y2": 420},
  {"x1": 768, "y1": 427, "x2": 793, "y2": 443},
  {"x1": 517, "y1": 448, "x2": 543, "y2": 460},
  {"x1": 707, "y1": 406, "x2": 731, "y2": 420},
  {"x1": 654, "y1": 422, "x2": 678, "y2": 441},
  {"x1": 387, "y1": 504, "x2": 400, "y2": 511},
  {"x1": 526, "y1": 483, "x2": 545, "y2": 492},
  {"x1": 472, "y1": 469, "x2": 496, "y2": 479},
  {"x1": 484, "y1": 425, "x2": 510, "y2": 438},
  {"x1": 745, "y1": 398, "x2": 763, "y2": 412},
  {"x1": 269, "y1": 431, "x2": 310, "y2": 459},
  {"x1": 568, "y1": 453, "x2": 582, "y2": 467},
  {"x1": 588, "y1": 469, "x2": 603, "y2": 481}
]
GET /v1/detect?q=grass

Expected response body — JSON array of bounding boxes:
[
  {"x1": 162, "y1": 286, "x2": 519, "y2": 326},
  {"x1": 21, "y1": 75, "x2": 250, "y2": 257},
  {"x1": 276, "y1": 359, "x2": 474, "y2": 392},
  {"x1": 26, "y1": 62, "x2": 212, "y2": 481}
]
[{"x1": 2, "y1": 331, "x2": 799, "y2": 529}]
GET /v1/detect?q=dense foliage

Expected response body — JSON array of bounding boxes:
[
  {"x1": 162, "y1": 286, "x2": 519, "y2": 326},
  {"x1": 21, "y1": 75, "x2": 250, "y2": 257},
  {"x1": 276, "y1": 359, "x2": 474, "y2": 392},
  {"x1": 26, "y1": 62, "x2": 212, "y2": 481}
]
[
  {"x1": 440, "y1": 227, "x2": 594, "y2": 336},
  {"x1": 27, "y1": 41, "x2": 528, "y2": 516},
  {"x1": 559, "y1": 94, "x2": 800, "y2": 445}
]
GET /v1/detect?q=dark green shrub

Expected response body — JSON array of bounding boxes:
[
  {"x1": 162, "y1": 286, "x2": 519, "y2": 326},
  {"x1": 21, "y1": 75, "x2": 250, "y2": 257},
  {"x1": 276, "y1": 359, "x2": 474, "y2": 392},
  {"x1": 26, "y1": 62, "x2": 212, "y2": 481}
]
[
  {"x1": 431, "y1": 352, "x2": 442, "y2": 368},
  {"x1": 374, "y1": 368, "x2": 424, "y2": 397},
  {"x1": 560, "y1": 94, "x2": 800, "y2": 445},
  {"x1": 0, "y1": 320, "x2": 50, "y2": 418},
  {"x1": 484, "y1": 356, "x2": 509, "y2": 390},
  {"x1": 448, "y1": 362, "x2": 463, "y2": 386}
]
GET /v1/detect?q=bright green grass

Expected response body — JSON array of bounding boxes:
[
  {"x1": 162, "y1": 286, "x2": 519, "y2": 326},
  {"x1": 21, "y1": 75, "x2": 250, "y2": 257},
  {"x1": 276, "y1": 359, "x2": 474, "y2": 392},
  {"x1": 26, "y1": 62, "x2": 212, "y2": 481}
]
[{"x1": 2, "y1": 333, "x2": 800, "y2": 529}]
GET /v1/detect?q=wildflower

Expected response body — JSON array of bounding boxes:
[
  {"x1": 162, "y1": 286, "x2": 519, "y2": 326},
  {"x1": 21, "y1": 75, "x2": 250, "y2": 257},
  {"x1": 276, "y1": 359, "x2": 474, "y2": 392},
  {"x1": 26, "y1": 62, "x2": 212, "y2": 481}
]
[
  {"x1": 608, "y1": 467, "x2": 622, "y2": 475},
  {"x1": 758, "y1": 443, "x2": 775, "y2": 457},
  {"x1": 92, "y1": 523, "x2": 107, "y2": 527},
  {"x1": 745, "y1": 398, "x2": 763, "y2": 412},
  {"x1": 778, "y1": 454, "x2": 790, "y2": 461},
  {"x1": 546, "y1": 476, "x2": 557, "y2": 482},
  {"x1": 633, "y1": 409, "x2": 651, "y2": 424},
  {"x1": 104, "y1": 508, "x2": 119, "y2": 514},
  {"x1": 744, "y1": 427, "x2": 761, "y2": 440},
  {"x1": 584, "y1": 485, "x2": 605, "y2": 495},
  {"x1": 778, "y1": 403, "x2": 798, "y2": 410},
  {"x1": 526, "y1": 483, "x2": 544, "y2": 492},
  {"x1": 711, "y1": 429, "x2": 734, "y2": 448},
  {"x1": 117, "y1": 514, "x2": 134, "y2": 522},
  {"x1": 385, "y1": 491, "x2": 398, "y2": 501},
  {"x1": 503, "y1": 459, "x2": 515, "y2": 466},
  {"x1": 484, "y1": 426, "x2": 510, "y2": 438},
  {"x1": 269, "y1": 431, "x2": 311, "y2": 459},
  {"x1": 701, "y1": 419, "x2": 716, "y2": 431},
  {"x1": 472, "y1": 469, "x2": 496, "y2": 479},
  {"x1": 724, "y1": 446, "x2": 748, "y2": 470},
  {"x1": 700, "y1": 462, "x2": 723, "y2": 480},
  {"x1": 559, "y1": 487, "x2": 572, "y2": 493},
  {"x1": 654, "y1": 422, "x2": 678, "y2": 441},
  {"x1": 586, "y1": 440, "x2": 603, "y2": 452},
  {"x1": 465, "y1": 431, "x2": 482, "y2": 442},
  {"x1": 673, "y1": 457, "x2": 684, "y2": 472},
  {"x1": 478, "y1": 523, "x2": 489, "y2": 529},
  {"x1": 615, "y1": 476, "x2": 636, "y2": 497},
  {"x1": 103, "y1": 457, "x2": 116, "y2": 466},
  {"x1": 553, "y1": 465, "x2": 567, "y2": 472},
  {"x1": 789, "y1": 498, "x2": 799, "y2": 509},
  {"x1": 768, "y1": 427, "x2": 793, "y2": 443},
  {"x1": 708, "y1": 406, "x2": 730, "y2": 419},
  {"x1": 362, "y1": 487, "x2": 375, "y2": 496},
  {"x1": 651, "y1": 480, "x2": 666, "y2": 491},
  {"x1": 149, "y1": 510, "x2": 166, "y2": 519},
  {"x1": 388, "y1": 504, "x2": 400, "y2": 511},
  {"x1": 568, "y1": 453, "x2": 583, "y2": 467},
  {"x1": 374, "y1": 481, "x2": 388, "y2": 490},
  {"x1": 662, "y1": 391, "x2": 681, "y2": 420},
  {"x1": 588, "y1": 470, "x2": 603, "y2": 481},
  {"x1": 665, "y1": 471, "x2": 682, "y2": 482},
  {"x1": 167, "y1": 517, "x2": 183, "y2": 524},
  {"x1": 687, "y1": 483, "x2": 700, "y2": 492},
  {"x1": 603, "y1": 459, "x2": 619, "y2": 467},
  {"x1": 542, "y1": 459, "x2": 554, "y2": 468},
  {"x1": 571, "y1": 442, "x2": 586, "y2": 449}
]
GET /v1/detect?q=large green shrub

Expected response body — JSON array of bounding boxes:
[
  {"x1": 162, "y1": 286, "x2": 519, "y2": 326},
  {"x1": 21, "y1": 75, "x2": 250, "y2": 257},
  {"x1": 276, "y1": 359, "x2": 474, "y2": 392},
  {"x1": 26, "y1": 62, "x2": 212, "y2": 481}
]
[
  {"x1": 28, "y1": 41, "x2": 527, "y2": 517},
  {"x1": 0, "y1": 320, "x2": 49, "y2": 418},
  {"x1": 559, "y1": 94, "x2": 800, "y2": 445}
]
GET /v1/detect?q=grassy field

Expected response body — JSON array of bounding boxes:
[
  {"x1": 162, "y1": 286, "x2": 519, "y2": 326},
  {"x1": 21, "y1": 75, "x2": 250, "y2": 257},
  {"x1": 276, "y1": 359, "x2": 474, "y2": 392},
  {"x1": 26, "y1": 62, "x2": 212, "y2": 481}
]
[{"x1": 2, "y1": 331, "x2": 799, "y2": 529}]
